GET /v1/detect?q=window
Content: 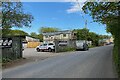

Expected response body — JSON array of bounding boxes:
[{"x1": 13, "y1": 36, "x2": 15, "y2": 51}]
[
  {"x1": 43, "y1": 44, "x2": 47, "y2": 46},
  {"x1": 48, "y1": 43, "x2": 54, "y2": 45},
  {"x1": 40, "y1": 44, "x2": 43, "y2": 46},
  {"x1": 63, "y1": 34, "x2": 66, "y2": 37}
]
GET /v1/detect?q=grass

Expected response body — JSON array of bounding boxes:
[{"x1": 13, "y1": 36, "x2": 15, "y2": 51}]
[
  {"x1": 58, "y1": 47, "x2": 76, "y2": 52},
  {"x1": 89, "y1": 45, "x2": 96, "y2": 48}
]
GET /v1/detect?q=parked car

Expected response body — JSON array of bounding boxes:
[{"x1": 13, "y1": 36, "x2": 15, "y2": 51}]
[
  {"x1": 36, "y1": 43, "x2": 55, "y2": 52},
  {"x1": 105, "y1": 43, "x2": 110, "y2": 45},
  {"x1": 76, "y1": 40, "x2": 89, "y2": 51}
]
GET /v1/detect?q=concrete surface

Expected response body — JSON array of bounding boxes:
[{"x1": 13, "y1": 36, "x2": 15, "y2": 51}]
[
  {"x1": 23, "y1": 48, "x2": 58, "y2": 62},
  {"x1": 2, "y1": 45, "x2": 118, "y2": 78}
]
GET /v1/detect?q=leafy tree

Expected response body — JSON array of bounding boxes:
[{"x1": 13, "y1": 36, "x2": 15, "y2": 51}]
[
  {"x1": 2, "y1": 2, "x2": 34, "y2": 35},
  {"x1": 74, "y1": 28, "x2": 89, "y2": 40},
  {"x1": 37, "y1": 34, "x2": 43, "y2": 42},
  {"x1": 82, "y1": 2, "x2": 119, "y2": 40},
  {"x1": 99, "y1": 35, "x2": 111, "y2": 39},
  {"x1": 30, "y1": 32, "x2": 38, "y2": 38},
  {"x1": 74, "y1": 28, "x2": 100, "y2": 46},
  {"x1": 30, "y1": 32, "x2": 43, "y2": 42},
  {"x1": 88, "y1": 32, "x2": 99, "y2": 46},
  {"x1": 10, "y1": 30, "x2": 28, "y2": 36},
  {"x1": 82, "y1": 2, "x2": 120, "y2": 75},
  {"x1": 39, "y1": 27, "x2": 59, "y2": 33}
]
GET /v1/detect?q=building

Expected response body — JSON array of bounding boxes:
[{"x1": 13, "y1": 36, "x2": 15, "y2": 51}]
[
  {"x1": 25, "y1": 36, "x2": 39, "y2": 42},
  {"x1": 23, "y1": 36, "x2": 40, "y2": 48},
  {"x1": 99, "y1": 37, "x2": 114, "y2": 46},
  {"x1": 42, "y1": 30, "x2": 77, "y2": 43}
]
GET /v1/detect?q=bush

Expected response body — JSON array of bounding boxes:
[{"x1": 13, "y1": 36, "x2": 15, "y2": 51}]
[
  {"x1": 113, "y1": 43, "x2": 120, "y2": 77},
  {"x1": 2, "y1": 58, "x2": 12, "y2": 63},
  {"x1": 89, "y1": 45, "x2": 96, "y2": 48},
  {"x1": 58, "y1": 47, "x2": 75, "y2": 52}
]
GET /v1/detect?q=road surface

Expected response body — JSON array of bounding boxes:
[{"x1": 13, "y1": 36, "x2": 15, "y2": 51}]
[{"x1": 2, "y1": 45, "x2": 118, "y2": 78}]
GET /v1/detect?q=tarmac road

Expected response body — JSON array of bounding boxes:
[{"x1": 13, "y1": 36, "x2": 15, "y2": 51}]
[{"x1": 2, "y1": 45, "x2": 118, "y2": 78}]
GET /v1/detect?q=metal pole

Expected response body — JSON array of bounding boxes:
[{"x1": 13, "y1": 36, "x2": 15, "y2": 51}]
[{"x1": 76, "y1": 0, "x2": 87, "y2": 43}]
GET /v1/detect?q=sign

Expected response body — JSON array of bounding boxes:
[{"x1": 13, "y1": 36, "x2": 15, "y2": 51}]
[
  {"x1": 58, "y1": 41, "x2": 68, "y2": 46},
  {"x1": 0, "y1": 38, "x2": 12, "y2": 48}
]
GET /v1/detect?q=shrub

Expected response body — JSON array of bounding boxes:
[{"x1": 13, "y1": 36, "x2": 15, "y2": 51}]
[
  {"x1": 58, "y1": 47, "x2": 75, "y2": 52},
  {"x1": 2, "y1": 58, "x2": 12, "y2": 63},
  {"x1": 113, "y1": 43, "x2": 120, "y2": 77}
]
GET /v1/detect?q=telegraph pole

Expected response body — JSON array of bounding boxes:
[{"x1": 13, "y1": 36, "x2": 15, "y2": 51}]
[
  {"x1": 76, "y1": 0, "x2": 87, "y2": 29},
  {"x1": 85, "y1": 20, "x2": 87, "y2": 29},
  {"x1": 76, "y1": 0, "x2": 88, "y2": 42}
]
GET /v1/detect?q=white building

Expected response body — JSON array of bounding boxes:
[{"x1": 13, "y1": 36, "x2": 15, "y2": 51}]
[{"x1": 42, "y1": 30, "x2": 77, "y2": 43}]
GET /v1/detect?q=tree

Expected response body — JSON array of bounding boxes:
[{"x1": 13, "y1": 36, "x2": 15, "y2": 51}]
[
  {"x1": 74, "y1": 28, "x2": 89, "y2": 40},
  {"x1": 30, "y1": 32, "x2": 43, "y2": 42},
  {"x1": 10, "y1": 30, "x2": 28, "y2": 36},
  {"x1": 37, "y1": 34, "x2": 43, "y2": 42},
  {"x1": 2, "y1": 2, "x2": 34, "y2": 35},
  {"x1": 99, "y1": 35, "x2": 111, "y2": 39},
  {"x1": 82, "y1": 2, "x2": 119, "y2": 36},
  {"x1": 82, "y1": 2, "x2": 120, "y2": 75},
  {"x1": 88, "y1": 32, "x2": 100, "y2": 46},
  {"x1": 30, "y1": 32, "x2": 38, "y2": 38},
  {"x1": 74, "y1": 28, "x2": 100, "y2": 46},
  {"x1": 39, "y1": 27, "x2": 59, "y2": 33}
]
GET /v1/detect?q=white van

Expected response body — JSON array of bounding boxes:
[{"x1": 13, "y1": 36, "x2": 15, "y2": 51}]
[{"x1": 76, "y1": 40, "x2": 89, "y2": 51}]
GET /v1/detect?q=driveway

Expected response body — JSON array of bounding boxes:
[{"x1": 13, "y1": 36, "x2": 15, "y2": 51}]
[
  {"x1": 3, "y1": 45, "x2": 118, "y2": 78},
  {"x1": 23, "y1": 48, "x2": 59, "y2": 62},
  {"x1": 3, "y1": 48, "x2": 60, "y2": 69}
]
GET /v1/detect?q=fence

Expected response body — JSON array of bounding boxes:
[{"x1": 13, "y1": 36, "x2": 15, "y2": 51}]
[
  {"x1": 54, "y1": 39, "x2": 76, "y2": 53},
  {"x1": 1, "y1": 36, "x2": 24, "y2": 61},
  {"x1": 27, "y1": 42, "x2": 41, "y2": 48}
]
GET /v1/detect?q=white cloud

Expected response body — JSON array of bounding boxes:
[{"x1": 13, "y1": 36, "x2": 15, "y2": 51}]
[
  {"x1": 66, "y1": 3, "x2": 80, "y2": 13},
  {"x1": 66, "y1": 1, "x2": 87, "y2": 14}
]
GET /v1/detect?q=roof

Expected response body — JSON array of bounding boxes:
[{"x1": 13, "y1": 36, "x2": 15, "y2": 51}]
[
  {"x1": 1, "y1": 35, "x2": 26, "y2": 38},
  {"x1": 42, "y1": 30, "x2": 73, "y2": 36}
]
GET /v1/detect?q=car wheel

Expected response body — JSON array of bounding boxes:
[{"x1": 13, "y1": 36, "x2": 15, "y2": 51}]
[
  {"x1": 36, "y1": 48, "x2": 40, "y2": 52},
  {"x1": 87, "y1": 47, "x2": 89, "y2": 50},
  {"x1": 48, "y1": 48, "x2": 52, "y2": 52},
  {"x1": 83, "y1": 45, "x2": 87, "y2": 51},
  {"x1": 83, "y1": 47, "x2": 87, "y2": 51}
]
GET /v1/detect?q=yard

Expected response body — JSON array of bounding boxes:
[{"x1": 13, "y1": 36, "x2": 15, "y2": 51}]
[{"x1": 3, "y1": 48, "x2": 73, "y2": 69}]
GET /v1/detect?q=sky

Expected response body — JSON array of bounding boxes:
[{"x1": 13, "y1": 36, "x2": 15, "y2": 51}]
[{"x1": 12, "y1": 2, "x2": 110, "y2": 35}]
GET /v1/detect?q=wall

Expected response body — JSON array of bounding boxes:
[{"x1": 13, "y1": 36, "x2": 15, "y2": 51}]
[
  {"x1": 54, "y1": 39, "x2": 76, "y2": 53},
  {"x1": 43, "y1": 33, "x2": 73, "y2": 43},
  {"x1": 2, "y1": 36, "x2": 23, "y2": 61},
  {"x1": 26, "y1": 36, "x2": 39, "y2": 42}
]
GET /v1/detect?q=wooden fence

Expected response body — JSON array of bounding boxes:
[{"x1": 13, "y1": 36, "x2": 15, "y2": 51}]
[{"x1": 27, "y1": 42, "x2": 41, "y2": 48}]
